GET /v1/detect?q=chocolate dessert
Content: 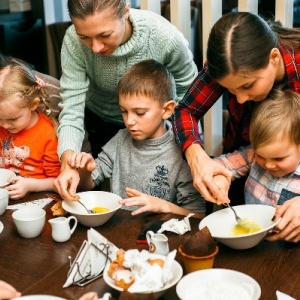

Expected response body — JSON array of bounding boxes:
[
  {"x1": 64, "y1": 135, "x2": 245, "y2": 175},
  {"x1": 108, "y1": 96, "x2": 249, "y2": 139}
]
[{"x1": 181, "y1": 226, "x2": 217, "y2": 256}]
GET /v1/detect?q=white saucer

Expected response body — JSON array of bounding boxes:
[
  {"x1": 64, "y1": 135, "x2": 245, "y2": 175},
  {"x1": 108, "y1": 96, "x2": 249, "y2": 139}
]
[
  {"x1": 176, "y1": 268, "x2": 261, "y2": 300},
  {"x1": 0, "y1": 221, "x2": 3, "y2": 234}
]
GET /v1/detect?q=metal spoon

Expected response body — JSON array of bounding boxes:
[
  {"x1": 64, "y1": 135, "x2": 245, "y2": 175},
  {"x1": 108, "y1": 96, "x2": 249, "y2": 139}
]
[
  {"x1": 224, "y1": 204, "x2": 260, "y2": 230},
  {"x1": 0, "y1": 182, "x2": 10, "y2": 189},
  {"x1": 77, "y1": 200, "x2": 95, "y2": 214}
]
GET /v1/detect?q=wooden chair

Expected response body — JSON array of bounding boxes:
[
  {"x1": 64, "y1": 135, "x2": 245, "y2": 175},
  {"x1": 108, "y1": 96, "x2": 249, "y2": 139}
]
[{"x1": 48, "y1": 21, "x2": 72, "y2": 79}]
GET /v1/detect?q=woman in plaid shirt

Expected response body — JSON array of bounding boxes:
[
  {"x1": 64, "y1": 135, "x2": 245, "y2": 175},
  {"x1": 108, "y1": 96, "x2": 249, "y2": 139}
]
[{"x1": 173, "y1": 12, "x2": 300, "y2": 207}]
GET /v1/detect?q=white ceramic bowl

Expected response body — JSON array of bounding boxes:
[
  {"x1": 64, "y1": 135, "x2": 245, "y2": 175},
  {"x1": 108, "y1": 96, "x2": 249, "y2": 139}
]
[
  {"x1": 176, "y1": 268, "x2": 261, "y2": 300},
  {"x1": 0, "y1": 188, "x2": 9, "y2": 215},
  {"x1": 199, "y1": 204, "x2": 280, "y2": 250},
  {"x1": 62, "y1": 191, "x2": 122, "y2": 227},
  {"x1": 103, "y1": 254, "x2": 183, "y2": 299},
  {"x1": 0, "y1": 168, "x2": 15, "y2": 187}
]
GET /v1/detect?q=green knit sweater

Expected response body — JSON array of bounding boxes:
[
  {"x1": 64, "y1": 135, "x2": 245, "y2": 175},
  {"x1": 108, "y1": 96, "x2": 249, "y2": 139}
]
[{"x1": 57, "y1": 8, "x2": 198, "y2": 156}]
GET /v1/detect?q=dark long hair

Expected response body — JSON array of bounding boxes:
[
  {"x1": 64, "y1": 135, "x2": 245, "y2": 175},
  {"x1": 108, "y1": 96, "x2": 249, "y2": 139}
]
[{"x1": 207, "y1": 12, "x2": 300, "y2": 80}]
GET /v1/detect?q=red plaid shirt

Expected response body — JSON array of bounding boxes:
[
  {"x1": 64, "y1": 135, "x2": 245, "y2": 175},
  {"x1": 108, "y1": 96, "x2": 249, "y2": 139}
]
[{"x1": 173, "y1": 44, "x2": 300, "y2": 154}]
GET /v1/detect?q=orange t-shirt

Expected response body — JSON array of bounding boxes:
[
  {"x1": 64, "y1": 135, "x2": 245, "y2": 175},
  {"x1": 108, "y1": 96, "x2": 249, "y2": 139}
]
[{"x1": 0, "y1": 112, "x2": 61, "y2": 178}]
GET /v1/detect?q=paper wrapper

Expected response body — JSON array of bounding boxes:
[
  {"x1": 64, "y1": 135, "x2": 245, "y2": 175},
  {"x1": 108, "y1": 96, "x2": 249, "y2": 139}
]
[
  {"x1": 157, "y1": 214, "x2": 193, "y2": 235},
  {"x1": 7, "y1": 198, "x2": 52, "y2": 210},
  {"x1": 181, "y1": 226, "x2": 217, "y2": 257}
]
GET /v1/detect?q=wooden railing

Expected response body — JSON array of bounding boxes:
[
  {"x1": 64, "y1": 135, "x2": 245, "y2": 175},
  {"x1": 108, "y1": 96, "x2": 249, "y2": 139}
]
[{"x1": 43, "y1": 0, "x2": 294, "y2": 156}]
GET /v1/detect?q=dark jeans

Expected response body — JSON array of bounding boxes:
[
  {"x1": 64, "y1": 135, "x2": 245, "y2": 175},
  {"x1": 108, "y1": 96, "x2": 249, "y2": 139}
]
[{"x1": 84, "y1": 108, "x2": 125, "y2": 158}]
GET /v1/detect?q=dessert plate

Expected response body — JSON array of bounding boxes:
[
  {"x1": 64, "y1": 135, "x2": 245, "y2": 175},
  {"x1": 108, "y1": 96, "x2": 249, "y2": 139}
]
[
  {"x1": 103, "y1": 252, "x2": 183, "y2": 299},
  {"x1": 176, "y1": 268, "x2": 261, "y2": 300},
  {"x1": 0, "y1": 221, "x2": 3, "y2": 234}
]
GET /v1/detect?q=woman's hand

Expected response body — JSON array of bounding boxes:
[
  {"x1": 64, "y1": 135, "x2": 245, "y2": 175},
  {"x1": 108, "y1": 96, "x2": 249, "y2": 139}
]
[
  {"x1": 0, "y1": 280, "x2": 21, "y2": 300},
  {"x1": 54, "y1": 150, "x2": 80, "y2": 201},
  {"x1": 120, "y1": 187, "x2": 169, "y2": 215},
  {"x1": 265, "y1": 197, "x2": 300, "y2": 243},
  {"x1": 185, "y1": 144, "x2": 232, "y2": 203}
]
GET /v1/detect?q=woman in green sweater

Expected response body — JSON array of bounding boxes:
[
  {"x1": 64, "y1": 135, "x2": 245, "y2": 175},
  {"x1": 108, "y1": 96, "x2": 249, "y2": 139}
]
[{"x1": 55, "y1": 0, "x2": 197, "y2": 200}]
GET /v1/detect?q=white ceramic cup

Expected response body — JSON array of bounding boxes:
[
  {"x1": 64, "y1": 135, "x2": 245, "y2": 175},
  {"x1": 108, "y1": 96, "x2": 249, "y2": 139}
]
[
  {"x1": 49, "y1": 216, "x2": 78, "y2": 242},
  {"x1": 146, "y1": 230, "x2": 169, "y2": 256},
  {"x1": 0, "y1": 189, "x2": 9, "y2": 215},
  {"x1": 12, "y1": 207, "x2": 46, "y2": 238}
]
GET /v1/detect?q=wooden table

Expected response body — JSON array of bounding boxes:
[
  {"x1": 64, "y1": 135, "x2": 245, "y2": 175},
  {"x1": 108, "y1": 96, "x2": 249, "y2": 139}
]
[{"x1": 1, "y1": 192, "x2": 300, "y2": 300}]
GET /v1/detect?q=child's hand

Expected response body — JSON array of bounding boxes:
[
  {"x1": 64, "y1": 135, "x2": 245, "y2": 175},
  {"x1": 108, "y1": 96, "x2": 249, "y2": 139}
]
[
  {"x1": 0, "y1": 280, "x2": 21, "y2": 299},
  {"x1": 120, "y1": 187, "x2": 169, "y2": 215},
  {"x1": 211, "y1": 174, "x2": 230, "y2": 205},
  {"x1": 6, "y1": 177, "x2": 30, "y2": 200},
  {"x1": 67, "y1": 152, "x2": 96, "y2": 172},
  {"x1": 265, "y1": 196, "x2": 300, "y2": 243}
]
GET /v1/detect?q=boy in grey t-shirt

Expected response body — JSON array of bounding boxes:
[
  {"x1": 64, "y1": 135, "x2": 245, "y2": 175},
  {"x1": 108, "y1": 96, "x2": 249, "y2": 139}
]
[{"x1": 67, "y1": 59, "x2": 206, "y2": 218}]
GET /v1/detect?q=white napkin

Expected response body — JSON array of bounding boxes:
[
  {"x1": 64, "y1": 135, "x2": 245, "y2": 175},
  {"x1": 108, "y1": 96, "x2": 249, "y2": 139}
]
[
  {"x1": 7, "y1": 198, "x2": 53, "y2": 209},
  {"x1": 276, "y1": 291, "x2": 296, "y2": 300},
  {"x1": 88, "y1": 228, "x2": 119, "y2": 275},
  {"x1": 157, "y1": 213, "x2": 193, "y2": 235},
  {"x1": 63, "y1": 228, "x2": 119, "y2": 288}
]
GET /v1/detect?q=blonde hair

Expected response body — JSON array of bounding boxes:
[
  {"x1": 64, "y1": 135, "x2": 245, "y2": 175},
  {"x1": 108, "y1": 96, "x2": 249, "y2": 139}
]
[
  {"x1": 0, "y1": 55, "x2": 58, "y2": 127},
  {"x1": 250, "y1": 89, "x2": 300, "y2": 149}
]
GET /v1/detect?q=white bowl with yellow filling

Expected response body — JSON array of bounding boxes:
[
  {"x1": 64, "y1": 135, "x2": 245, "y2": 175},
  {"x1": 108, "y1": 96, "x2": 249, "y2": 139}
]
[
  {"x1": 199, "y1": 204, "x2": 280, "y2": 249},
  {"x1": 62, "y1": 191, "x2": 122, "y2": 227}
]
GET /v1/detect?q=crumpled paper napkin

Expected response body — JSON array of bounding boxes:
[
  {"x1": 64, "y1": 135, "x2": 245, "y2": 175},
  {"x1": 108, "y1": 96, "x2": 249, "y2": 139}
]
[
  {"x1": 276, "y1": 291, "x2": 296, "y2": 300},
  {"x1": 7, "y1": 198, "x2": 53, "y2": 210},
  {"x1": 157, "y1": 213, "x2": 193, "y2": 235}
]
